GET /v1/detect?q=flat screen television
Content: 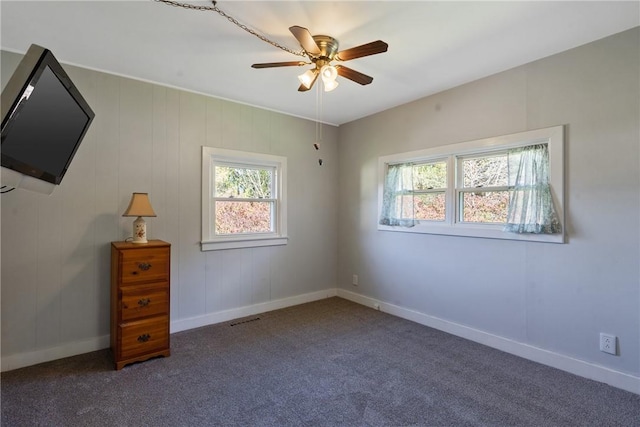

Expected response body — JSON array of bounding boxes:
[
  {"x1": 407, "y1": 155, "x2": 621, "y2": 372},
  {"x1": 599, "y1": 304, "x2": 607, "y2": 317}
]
[{"x1": 1, "y1": 44, "x2": 95, "y2": 185}]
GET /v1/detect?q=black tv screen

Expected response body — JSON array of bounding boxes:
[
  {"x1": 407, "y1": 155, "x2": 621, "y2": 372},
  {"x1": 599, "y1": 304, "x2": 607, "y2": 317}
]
[{"x1": 1, "y1": 44, "x2": 95, "y2": 185}]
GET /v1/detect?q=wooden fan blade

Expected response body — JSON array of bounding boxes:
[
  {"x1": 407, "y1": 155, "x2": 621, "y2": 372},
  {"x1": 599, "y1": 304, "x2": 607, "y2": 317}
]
[
  {"x1": 335, "y1": 65, "x2": 373, "y2": 85},
  {"x1": 252, "y1": 61, "x2": 308, "y2": 69},
  {"x1": 335, "y1": 40, "x2": 388, "y2": 61},
  {"x1": 290, "y1": 26, "x2": 322, "y2": 55}
]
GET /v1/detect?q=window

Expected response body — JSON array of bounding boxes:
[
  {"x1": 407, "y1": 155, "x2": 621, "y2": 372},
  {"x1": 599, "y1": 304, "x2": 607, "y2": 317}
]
[
  {"x1": 379, "y1": 160, "x2": 447, "y2": 227},
  {"x1": 202, "y1": 147, "x2": 287, "y2": 251},
  {"x1": 457, "y1": 152, "x2": 512, "y2": 224},
  {"x1": 378, "y1": 126, "x2": 564, "y2": 243}
]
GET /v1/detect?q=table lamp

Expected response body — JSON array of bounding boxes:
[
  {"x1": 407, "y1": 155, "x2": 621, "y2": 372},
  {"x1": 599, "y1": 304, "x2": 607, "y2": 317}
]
[{"x1": 122, "y1": 192, "x2": 156, "y2": 244}]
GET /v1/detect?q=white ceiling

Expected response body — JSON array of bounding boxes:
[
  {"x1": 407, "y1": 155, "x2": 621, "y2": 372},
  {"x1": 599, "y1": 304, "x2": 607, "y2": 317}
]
[{"x1": 1, "y1": 1, "x2": 638, "y2": 125}]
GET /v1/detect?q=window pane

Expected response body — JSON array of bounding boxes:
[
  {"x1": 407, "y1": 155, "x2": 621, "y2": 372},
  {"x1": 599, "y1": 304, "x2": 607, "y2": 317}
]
[
  {"x1": 460, "y1": 191, "x2": 509, "y2": 223},
  {"x1": 463, "y1": 154, "x2": 508, "y2": 188},
  {"x1": 413, "y1": 161, "x2": 447, "y2": 190},
  {"x1": 215, "y1": 166, "x2": 273, "y2": 198},
  {"x1": 215, "y1": 201, "x2": 273, "y2": 234},
  {"x1": 394, "y1": 194, "x2": 445, "y2": 221},
  {"x1": 414, "y1": 193, "x2": 445, "y2": 221}
]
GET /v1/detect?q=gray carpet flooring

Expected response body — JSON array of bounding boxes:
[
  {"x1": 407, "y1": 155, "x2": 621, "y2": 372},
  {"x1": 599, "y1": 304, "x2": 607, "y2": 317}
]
[{"x1": 2, "y1": 297, "x2": 639, "y2": 426}]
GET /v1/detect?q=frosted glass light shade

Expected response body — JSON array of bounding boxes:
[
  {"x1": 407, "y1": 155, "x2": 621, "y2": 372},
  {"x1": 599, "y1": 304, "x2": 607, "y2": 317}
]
[
  {"x1": 298, "y1": 69, "x2": 317, "y2": 89},
  {"x1": 320, "y1": 65, "x2": 338, "y2": 82},
  {"x1": 323, "y1": 79, "x2": 339, "y2": 92},
  {"x1": 320, "y1": 65, "x2": 339, "y2": 92}
]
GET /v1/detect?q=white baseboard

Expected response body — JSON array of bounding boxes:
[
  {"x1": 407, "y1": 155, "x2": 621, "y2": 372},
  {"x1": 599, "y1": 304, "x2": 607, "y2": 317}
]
[
  {"x1": 337, "y1": 289, "x2": 640, "y2": 395},
  {"x1": 170, "y1": 288, "x2": 338, "y2": 333},
  {"x1": 4, "y1": 288, "x2": 638, "y2": 397},
  {"x1": 1, "y1": 335, "x2": 111, "y2": 372},
  {"x1": 1, "y1": 288, "x2": 338, "y2": 372}
]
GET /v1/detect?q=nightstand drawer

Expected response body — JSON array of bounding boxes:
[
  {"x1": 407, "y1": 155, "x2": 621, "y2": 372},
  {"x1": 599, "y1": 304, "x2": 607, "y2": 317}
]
[
  {"x1": 119, "y1": 316, "x2": 169, "y2": 360},
  {"x1": 120, "y1": 247, "x2": 169, "y2": 284},
  {"x1": 120, "y1": 283, "x2": 168, "y2": 321}
]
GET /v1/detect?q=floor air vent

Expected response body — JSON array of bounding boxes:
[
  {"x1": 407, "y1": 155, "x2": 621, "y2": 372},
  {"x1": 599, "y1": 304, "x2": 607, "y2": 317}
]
[{"x1": 229, "y1": 317, "x2": 261, "y2": 326}]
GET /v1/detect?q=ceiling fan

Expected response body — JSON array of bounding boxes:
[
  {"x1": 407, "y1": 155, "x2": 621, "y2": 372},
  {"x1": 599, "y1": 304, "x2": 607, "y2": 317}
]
[{"x1": 252, "y1": 26, "x2": 388, "y2": 92}]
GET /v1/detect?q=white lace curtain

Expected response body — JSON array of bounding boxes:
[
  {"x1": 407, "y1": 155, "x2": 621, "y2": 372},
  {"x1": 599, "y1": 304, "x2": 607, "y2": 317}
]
[
  {"x1": 379, "y1": 164, "x2": 416, "y2": 227},
  {"x1": 504, "y1": 144, "x2": 561, "y2": 234}
]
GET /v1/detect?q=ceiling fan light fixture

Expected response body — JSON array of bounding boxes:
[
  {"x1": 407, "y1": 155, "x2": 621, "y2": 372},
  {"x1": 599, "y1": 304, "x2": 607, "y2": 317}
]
[
  {"x1": 323, "y1": 78, "x2": 339, "y2": 92},
  {"x1": 298, "y1": 69, "x2": 318, "y2": 89},
  {"x1": 320, "y1": 65, "x2": 339, "y2": 92},
  {"x1": 320, "y1": 65, "x2": 338, "y2": 82}
]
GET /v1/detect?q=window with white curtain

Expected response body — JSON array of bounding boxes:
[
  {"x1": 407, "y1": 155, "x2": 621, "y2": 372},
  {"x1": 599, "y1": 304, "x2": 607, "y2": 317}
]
[
  {"x1": 202, "y1": 147, "x2": 288, "y2": 251},
  {"x1": 378, "y1": 126, "x2": 564, "y2": 243},
  {"x1": 379, "y1": 160, "x2": 447, "y2": 227}
]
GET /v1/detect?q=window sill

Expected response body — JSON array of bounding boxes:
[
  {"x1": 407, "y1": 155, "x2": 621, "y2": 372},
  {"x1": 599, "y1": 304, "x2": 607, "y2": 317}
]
[
  {"x1": 201, "y1": 236, "x2": 288, "y2": 251},
  {"x1": 378, "y1": 223, "x2": 564, "y2": 244}
]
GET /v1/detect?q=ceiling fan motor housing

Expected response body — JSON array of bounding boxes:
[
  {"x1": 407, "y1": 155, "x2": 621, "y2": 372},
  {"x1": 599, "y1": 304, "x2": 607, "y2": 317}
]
[{"x1": 311, "y1": 35, "x2": 339, "y2": 63}]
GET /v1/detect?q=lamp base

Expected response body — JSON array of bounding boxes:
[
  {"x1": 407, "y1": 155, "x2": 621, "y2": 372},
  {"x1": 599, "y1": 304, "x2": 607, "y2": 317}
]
[{"x1": 132, "y1": 216, "x2": 148, "y2": 244}]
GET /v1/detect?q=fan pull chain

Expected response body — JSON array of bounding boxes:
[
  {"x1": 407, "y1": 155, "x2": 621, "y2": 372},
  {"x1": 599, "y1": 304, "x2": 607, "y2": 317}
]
[
  {"x1": 315, "y1": 83, "x2": 320, "y2": 148},
  {"x1": 315, "y1": 83, "x2": 324, "y2": 166},
  {"x1": 155, "y1": 0, "x2": 306, "y2": 57}
]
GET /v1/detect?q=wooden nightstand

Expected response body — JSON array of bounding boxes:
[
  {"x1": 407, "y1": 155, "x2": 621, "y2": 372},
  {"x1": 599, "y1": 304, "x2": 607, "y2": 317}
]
[{"x1": 110, "y1": 240, "x2": 171, "y2": 370}]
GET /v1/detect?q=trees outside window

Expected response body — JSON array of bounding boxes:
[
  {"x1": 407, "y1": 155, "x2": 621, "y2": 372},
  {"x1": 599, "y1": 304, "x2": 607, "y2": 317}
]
[
  {"x1": 202, "y1": 147, "x2": 287, "y2": 251},
  {"x1": 458, "y1": 153, "x2": 511, "y2": 224},
  {"x1": 214, "y1": 165, "x2": 274, "y2": 235}
]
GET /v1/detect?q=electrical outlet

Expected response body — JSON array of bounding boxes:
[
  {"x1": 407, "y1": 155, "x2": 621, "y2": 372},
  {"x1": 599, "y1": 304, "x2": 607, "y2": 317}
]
[
  {"x1": 600, "y1": 333, "x2": 617, "y2": 355},
  {"x1": 352, "y1": 274, "x2": 359, "y2": 286}
]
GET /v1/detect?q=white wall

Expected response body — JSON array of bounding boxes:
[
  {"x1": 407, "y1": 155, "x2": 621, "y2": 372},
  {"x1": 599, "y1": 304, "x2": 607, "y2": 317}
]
[
  {"x1": 1, "y1": 51, "x2": 338, "y2": 370},
  {"x1": 337, "y1": 28, "x2": 640, "y2": 392}
]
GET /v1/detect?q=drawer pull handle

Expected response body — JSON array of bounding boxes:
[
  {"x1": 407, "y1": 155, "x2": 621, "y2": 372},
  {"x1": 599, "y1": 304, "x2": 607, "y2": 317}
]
[
  {"x1": 137, "y1": 334, "x2": 151, "y2": 343},
  {"x1": 138, "y1": 262, "x2": 152, "y2": 271},
  {"x1": 138, "y1": 298, "x2": 151, "y2": 307}
]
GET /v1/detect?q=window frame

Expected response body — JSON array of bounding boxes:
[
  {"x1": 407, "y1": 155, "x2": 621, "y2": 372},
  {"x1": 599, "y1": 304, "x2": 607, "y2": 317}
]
[
  {"x1": 202, "y1": 147, "x2": 288, "y2": 251},
  {"x1": 377, "y1": 126, "x2": 565, "y2": 243}
]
